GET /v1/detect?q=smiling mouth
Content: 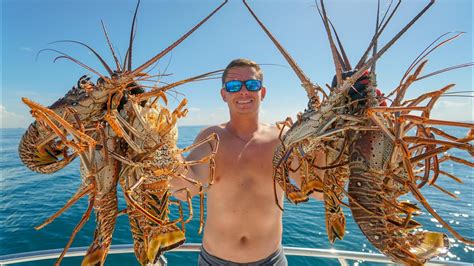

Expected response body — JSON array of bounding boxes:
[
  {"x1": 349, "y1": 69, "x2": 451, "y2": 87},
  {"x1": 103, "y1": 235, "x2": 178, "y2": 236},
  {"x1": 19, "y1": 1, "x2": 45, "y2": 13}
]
[{"x1": 236, "y1": 99, "x2": 252, "y2": 104}]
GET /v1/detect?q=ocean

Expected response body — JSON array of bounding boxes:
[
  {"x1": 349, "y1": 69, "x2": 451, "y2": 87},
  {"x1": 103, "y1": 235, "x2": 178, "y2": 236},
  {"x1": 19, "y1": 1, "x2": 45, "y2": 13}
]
[{"x1": 0, "y1": 126, "x2": 472, "y2": 265}]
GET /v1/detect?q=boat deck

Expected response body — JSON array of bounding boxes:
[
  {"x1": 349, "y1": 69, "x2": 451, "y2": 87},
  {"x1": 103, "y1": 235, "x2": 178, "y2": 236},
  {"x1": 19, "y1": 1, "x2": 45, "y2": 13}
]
[{"x1": 0, "y1": 243, "x2": 470, "y2": 265}]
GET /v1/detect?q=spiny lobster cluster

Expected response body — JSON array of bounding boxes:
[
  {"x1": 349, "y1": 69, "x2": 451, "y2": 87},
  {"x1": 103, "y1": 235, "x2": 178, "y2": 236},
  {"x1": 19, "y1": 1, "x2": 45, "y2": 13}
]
[
  {"x1": 18, "y1": 1, "x2": 226, "y2": 265},
  {"x1": 244, "y1": 0, "x2": 473, "y2": 265}
]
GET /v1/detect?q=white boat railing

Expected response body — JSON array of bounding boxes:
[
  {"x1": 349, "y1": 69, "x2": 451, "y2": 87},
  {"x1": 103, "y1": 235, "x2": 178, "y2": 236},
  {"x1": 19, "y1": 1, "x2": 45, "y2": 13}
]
[{"x1": 0, "y1": 243, "x2": 470, "y2": 265}]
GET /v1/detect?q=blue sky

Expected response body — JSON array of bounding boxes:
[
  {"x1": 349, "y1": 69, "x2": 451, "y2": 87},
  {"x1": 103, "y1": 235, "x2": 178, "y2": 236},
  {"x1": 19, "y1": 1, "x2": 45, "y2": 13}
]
[{"x1": 1, "y1": 0, "x2": 472, "y2": 128}]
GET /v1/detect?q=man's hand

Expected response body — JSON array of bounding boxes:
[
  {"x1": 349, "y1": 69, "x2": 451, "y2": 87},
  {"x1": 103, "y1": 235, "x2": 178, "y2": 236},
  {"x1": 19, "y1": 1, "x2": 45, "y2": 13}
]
[{"x1": 170, "y1": 128, "x2": 217, "y2": 201}]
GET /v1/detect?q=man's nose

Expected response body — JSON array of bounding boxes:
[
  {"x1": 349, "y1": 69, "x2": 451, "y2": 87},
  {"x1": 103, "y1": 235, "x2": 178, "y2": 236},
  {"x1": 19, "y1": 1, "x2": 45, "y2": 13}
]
[{"x1": 239, "y1": 84, "x2": 250, "y2": 94}]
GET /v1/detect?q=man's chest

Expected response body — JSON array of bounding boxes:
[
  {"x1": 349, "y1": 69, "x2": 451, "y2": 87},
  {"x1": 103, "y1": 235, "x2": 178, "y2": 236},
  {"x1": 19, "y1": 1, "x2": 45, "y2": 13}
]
[{"x1": 215, "y1": 138, "x2": 276, "y2": 178}]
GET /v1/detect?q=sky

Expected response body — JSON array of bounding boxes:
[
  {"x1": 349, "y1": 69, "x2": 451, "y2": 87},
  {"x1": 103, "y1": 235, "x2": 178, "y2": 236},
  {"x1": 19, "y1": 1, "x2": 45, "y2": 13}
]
[{"x1": 1, "y1": 0, "x2": 472, "y2": 128}]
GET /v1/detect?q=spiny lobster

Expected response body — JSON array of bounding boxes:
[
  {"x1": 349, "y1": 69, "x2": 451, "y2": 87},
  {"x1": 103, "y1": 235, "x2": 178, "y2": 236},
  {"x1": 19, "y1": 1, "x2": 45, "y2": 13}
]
[
  {"x1": 18, "y1": 1, "x2": 227, "y2": 265},
  {"x1": 243, "y1": 0, "x2": 473, "y2": 265}
]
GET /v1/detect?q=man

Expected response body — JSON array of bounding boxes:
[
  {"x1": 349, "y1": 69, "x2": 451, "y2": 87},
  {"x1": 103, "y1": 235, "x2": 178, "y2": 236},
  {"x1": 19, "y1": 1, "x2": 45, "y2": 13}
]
[{"x1": 172, "y1": 58, "x2": 323, "y2": 265}]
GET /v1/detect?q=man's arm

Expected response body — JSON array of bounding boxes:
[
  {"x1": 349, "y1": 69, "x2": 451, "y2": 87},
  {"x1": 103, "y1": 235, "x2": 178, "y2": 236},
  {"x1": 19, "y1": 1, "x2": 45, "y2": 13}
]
[{"x1": 171, "y1": 127, "x2": 218, "y2": 201}]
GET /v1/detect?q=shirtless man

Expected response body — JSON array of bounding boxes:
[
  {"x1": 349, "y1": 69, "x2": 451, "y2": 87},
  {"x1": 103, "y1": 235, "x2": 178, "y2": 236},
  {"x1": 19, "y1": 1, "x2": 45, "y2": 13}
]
[{"x1": 172, "y1": 58, "x2": 323, "y2": 265}]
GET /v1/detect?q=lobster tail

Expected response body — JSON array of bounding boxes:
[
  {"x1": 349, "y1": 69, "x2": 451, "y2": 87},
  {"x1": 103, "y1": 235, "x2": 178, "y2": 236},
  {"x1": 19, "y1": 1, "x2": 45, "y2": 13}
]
[
  {"x1": 18, "y1": 122, "x2": 76, "y2": 174},
  {"x1": 348, "y1": 130, "x2": 452, "y2": 265},
  {"x1": 324, "y1": 188, "x2": 346, "y2": 244},
  {"x1": 130, "y1": 219, "x2": 148, "y2": 265},
  {"x1": 82, "y1": 187, "x2": 119, "y2": 266},
  {"x1": 324, "y1": 202, "x2": 345, "y2": 244},
  {"x1": 81, "y1": 247, "x2": 106, "y2": 266},
  {"x1": 376, "y1": 231, "x2": 449, "y2": 266},
  {"x1": 147, "y1": 224, "x2": 186, "y2": 262},
  {"x1": 409, "y1": 232, "x2": 450, "y2": 262},
  {"x1": 73, "y1": 137, "x2": 119, "y2": 266}
]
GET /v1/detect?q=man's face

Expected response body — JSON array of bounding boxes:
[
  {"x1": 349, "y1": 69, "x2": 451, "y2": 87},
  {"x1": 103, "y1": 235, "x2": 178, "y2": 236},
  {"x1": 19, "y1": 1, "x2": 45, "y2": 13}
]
[{"x1": 220, "y1": 66, "x2": 266, "y2": 115}]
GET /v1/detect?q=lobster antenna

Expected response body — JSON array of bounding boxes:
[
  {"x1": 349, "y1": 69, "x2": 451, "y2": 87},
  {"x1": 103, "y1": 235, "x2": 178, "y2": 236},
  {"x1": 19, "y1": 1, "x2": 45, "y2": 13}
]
[
  {"x1": 317, "y1": 0, "x2": 343, "y2": 86},
  {"x1": 355, "y1": 0, "x2": 401, "y2": 70},
  {"x1": 54, "y1": 56, "x2": 103, "y2": 78},
  {"x1": 131, "y1": 0, "x2": 228, "y2": 75},
  {"x1": 378, "y1": 0, "x2": 396, "y2": 29},
  {"x1": 327, "y1": 18, "x2": 351, "y2": 71},
  {"x1": 441, "y1": 90, "x2": 474, "y2": 95},
  {"x1": 136, "y1": 69, "x2": 224, "y2": 101},
  {"x1": 101, "y1": 20, "x2": 122, "y2": 72},
  {"x1": 386, "y1": 33, "x2": 468, "y2": 100},
  {"x1": 440, "y1": 95, "x2": 474, "y2": 98},
  {"x1": 375, "y1": 0, "x2": 397, "y2": 39},
  {"x1": 50, "y1": 40, "x2": 114, "y2": 76},
  {"x1": 124, "y1": 0, "x2": 141, "y2": 71},
  {"x1": 340, "y1": 0, "x2": 434, "y2": 93},
  {"x1": 39, "y1": 48, "x2": 104, "y2": 78},
  {"x1": 242, "y1": 0, "x2": 320, "y2": 98},
  {"x1": 160, "y1": 52, "x2": 173, "y2": 78},
  {"x1": 416, "y1": 62, "x2": 474, "y2": 81},
  {"x1": 144, "y1": 49, "x2": 172, "y2": 77},
  {"x1": 403, "y1": 32, "x2": 464, "y2": 83},
  {"x1": 371, "y1": 0, "x2": 381, "y2": 74}
]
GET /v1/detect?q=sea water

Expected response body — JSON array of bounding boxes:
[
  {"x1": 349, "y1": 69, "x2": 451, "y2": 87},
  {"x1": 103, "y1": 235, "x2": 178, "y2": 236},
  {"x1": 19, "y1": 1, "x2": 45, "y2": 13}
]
[{"x1": 1, "y1": 127, "x2": 472, "y2": 265}]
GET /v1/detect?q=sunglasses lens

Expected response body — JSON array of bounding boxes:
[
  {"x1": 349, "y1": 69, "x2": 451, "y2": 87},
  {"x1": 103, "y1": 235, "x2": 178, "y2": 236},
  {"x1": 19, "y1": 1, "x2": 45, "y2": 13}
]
[
  {"x1": 225, "y1": 80, "x2": 243, "y2": 92},
  {"x1": 245, "y1": 80, "x2": 262, "y2": 91}
]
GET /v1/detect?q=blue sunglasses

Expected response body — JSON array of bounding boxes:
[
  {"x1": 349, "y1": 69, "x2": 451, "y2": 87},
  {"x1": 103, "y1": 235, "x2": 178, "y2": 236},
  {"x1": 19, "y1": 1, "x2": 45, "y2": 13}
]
[{"x1": 224, "y1": 79, "x2": 262, "y2": 93}]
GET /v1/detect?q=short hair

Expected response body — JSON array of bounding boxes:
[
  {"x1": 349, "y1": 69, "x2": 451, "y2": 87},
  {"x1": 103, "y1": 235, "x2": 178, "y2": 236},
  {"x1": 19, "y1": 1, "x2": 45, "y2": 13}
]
[{"x1": 222, "y1": 58, "x2": 263, "y2": 85}]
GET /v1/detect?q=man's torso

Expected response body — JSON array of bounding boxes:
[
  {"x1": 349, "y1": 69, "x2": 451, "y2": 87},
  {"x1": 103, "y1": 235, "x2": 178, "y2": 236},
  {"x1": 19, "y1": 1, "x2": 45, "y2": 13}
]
[{"x1": 202, "y1": 123, "x2": 284, "y2": 263}]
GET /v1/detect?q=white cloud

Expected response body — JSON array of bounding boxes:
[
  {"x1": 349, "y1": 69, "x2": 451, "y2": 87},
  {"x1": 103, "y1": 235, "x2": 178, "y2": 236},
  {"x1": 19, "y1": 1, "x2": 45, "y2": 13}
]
[
  {"x1": 187, "y1": 107, "x2": 201, "y2": 112},
  {"x1": 431, "y1": 99, "x2": 473, "y2": 121},
  {"x1": 0, "y1": 105, "x2": 30, "y2": 128},
  {"x1": 178, "y1": 108, "x2": 229, "y2": 126}
]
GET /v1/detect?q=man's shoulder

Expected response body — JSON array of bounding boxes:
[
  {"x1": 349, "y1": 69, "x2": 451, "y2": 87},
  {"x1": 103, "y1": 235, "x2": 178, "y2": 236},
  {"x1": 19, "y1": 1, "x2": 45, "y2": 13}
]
[
  {"x1": 258, "y1": 123, "x2": 283, "y2": 141},
  {"x1": 201, "y1": 124, "x2": 226, "y2": 134},
  {"x1": 195, "y1": 124, "x2": 225, "y2": 141},
  {"x1": 260, "y1": 122, "x2": 280, "y2": 132}
]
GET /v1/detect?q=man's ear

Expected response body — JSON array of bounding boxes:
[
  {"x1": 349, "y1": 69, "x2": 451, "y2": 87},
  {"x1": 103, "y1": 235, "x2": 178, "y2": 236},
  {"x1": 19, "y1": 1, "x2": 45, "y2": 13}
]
[
  {"x1": 220, "y1": 88, "x2": 227, "y2": 102},
  {"x1": 261, "y1": 87, "x2": 266, "y2": 101}
]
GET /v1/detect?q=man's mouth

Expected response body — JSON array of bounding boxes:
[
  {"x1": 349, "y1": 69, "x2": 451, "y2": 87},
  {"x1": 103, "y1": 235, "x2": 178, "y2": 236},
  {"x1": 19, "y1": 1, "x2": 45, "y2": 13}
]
[{"x1": 236, "y1": 99, "x2": 252, "y2": 104}]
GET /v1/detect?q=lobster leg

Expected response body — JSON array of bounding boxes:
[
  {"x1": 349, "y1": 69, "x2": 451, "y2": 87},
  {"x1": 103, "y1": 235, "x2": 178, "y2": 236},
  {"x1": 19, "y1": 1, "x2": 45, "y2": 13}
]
[
  {"x1": 395, "y1": 136, "x2": 474, "y2": 245},
  {"x1": 35, "y1": 184, "x2": 94, "y2": 230},
  {"x1": 439, "y1": 155, "x2": 473, "y2": 167},
  {"x1": 105, "y1": 112, "x2": 144, "y2": 153},
  {"x1": 399, "y1": 115, "x2": 474, "y2": 128},
  {"x1": 170, "y1": 187, "x2": 194, "y2": 224},
  {"x1": 407, "y1": 182, "x2": 474, "y2": 245},
  {"x1": 123, "y1": 189, "x2": 165, "y2": 226},
  {"x1": 22, "y1": 97, "x2": 96, "y2": 146},
  {"x1": 403, "y1": 137, "x2": 473, "y2": 153},
  {"x1": 276, "y1": 117, "x2": 293, "y2": 144},
  {"x1": 129, "y1": 102, "x2": 161, "y2": 144},
  {"x1": 436, "y1": 170, "x2": 463, "y2": 183},
  {"x1": 429, "y1": 127, "x2": 460, "y2": 141},
  {"x1": 410, "y1": 140, "x2": 473, "y2": 165},
  {"x1": 111, "y1": 109, "x2": 147, "y2": 141},
  {"x1": 54, "y1": 193, "x2": 95, "y2": 266}
]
